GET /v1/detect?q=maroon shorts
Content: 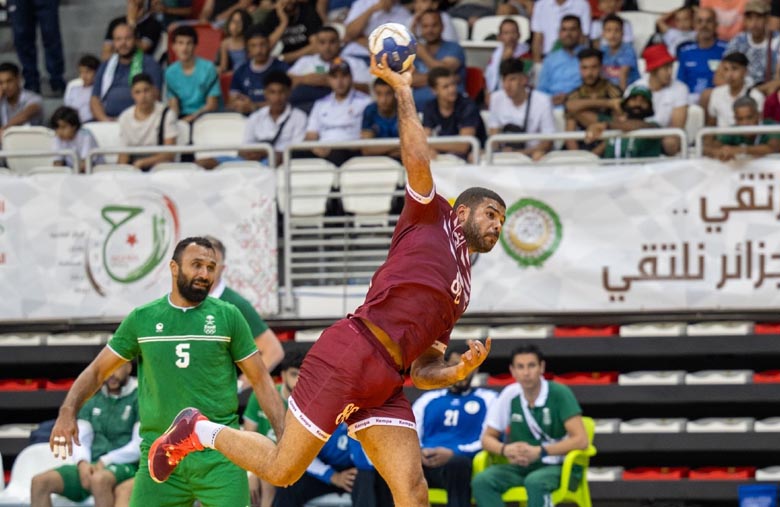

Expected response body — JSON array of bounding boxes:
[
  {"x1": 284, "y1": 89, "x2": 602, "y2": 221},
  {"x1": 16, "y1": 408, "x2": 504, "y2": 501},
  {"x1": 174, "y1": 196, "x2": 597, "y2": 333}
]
[{"x1": 289, "y1": 317, "x2": 415, "y2": 440}]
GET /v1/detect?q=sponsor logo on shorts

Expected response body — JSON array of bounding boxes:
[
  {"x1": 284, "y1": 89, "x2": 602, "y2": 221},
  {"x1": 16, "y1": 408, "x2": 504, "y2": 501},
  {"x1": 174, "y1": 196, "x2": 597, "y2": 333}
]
[{"x1": 335, "y1": 403, "x2": 360, "y2": 424}]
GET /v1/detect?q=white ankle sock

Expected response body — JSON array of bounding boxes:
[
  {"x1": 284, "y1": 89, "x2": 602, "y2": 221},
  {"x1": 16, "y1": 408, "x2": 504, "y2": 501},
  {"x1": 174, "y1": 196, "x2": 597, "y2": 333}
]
[{"x1": 194, "y1": 420, "x2": 224, "y2": 449}]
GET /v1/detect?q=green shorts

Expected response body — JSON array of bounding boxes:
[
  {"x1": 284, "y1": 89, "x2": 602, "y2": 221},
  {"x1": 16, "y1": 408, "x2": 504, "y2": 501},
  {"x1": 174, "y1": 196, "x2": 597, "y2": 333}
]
[
  {"x1": 131, "y1": 448, "x2": 249, "y2": 507},
  {"x1": 56, "y1": 462, "x2": 138, "y2": 502}
]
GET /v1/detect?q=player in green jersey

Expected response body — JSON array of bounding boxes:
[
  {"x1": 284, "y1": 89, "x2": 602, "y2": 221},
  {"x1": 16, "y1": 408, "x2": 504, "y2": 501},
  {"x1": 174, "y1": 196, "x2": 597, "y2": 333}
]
[{"x1": 49, "y1": 237, "x2": 285, "y2": 507}]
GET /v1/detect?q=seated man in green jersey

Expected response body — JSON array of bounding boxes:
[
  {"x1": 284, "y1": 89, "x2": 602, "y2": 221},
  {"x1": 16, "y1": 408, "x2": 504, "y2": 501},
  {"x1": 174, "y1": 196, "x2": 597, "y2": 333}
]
[
  {"x1": 704, "y1": 96, "x2": 780, "y2": 162},
  {"x1": 32, "y1": 362, "x2": 139, "y2": 507}
]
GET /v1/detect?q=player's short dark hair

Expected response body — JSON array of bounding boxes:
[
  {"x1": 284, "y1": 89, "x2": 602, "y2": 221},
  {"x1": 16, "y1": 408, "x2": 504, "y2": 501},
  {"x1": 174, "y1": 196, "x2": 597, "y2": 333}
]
[
  {"x1": 561, "y1": 14, "x2": 582, "y2": 30},
  {"x1": 499, "y1": 57, "x2": 527, "y2": 78},
  {"x1": 733, "y1": 95, "x2": 758, "y2": 113},
  {"x1": 510, "y1": 344, "x2": 544, "y2": 364},
  {"x1": 248, "y1": 25, "x2": 269, "y2": 40},
  {"x1": 453, "y1": 187, "x2": 506, "y2": 212},
  {"x1": 172, "y1": 237, "x2": 216, "y2": 264},
  {"x1": 50, "y1": 106, "x2": 81, "y2": 130},
  {"x1": 723, "y1": 51, "x2": 749, "y2": 67},
  {"x1": 420, "y1": 9, "x2": 442, "y2": 22},
  {"x1": 602, "y1": 13, "x2": 624, "y2": 30},
  {"x1": 428, "y1": 66, "x2": 454, "y2": 89},
  {"x1": 131, "y1": 73, "x2": 154, "y2": 87},
  {"x1": 499, "y1": 17, "x2": 520, "y2": 32},
  {"x1": 204, "y1": 235, "x2": 226, "y2": 259},
  {"x1": 264, "y1": 70, "x2": 292, "y2": 89},
  {"x1": 577, "y1": 47, "x2": 603, "y2": 63},
  {"x1": 0, "y1": 62, "x2": 20, "y2": 77},
  {"x1": 78, "y1": 54, "x2": 100, "y2": 71},
  {"x1": 279, "y1": 349, "x2": 305, "y2": 371},
  {"x1": 172, "y1": 24, "x2": 198, "y2": 45},
  {"x1": 317, "y1": 25, "x2": 340, "y2": 38}
]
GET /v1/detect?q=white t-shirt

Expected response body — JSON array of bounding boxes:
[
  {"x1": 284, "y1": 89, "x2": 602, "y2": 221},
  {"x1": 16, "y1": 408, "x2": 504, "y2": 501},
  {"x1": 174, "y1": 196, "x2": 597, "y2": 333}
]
[
  {"x1": 64, "y1": 83, "x2": 94, "y2": 123},
  {"x1": 626, "y1": 77, "x2": 689, "y2": 128},
  {"x1": 708, "y1": 83, "x2": 765, "y2": 127},
  {"x1": 52, "y1": 128, "x2": 101, "y2": 168},
  {"x1": 244, "y1": 104, "x2": 308, "y2": 153},
  {"x1": 118, "y1": 102, "x2": 178, "y2": 147},
  {"x1": 485, "y1": 43, "x2": 530, "y2": 94},
  {"x1": 342, "y1": 0, "x2": 413, "y2": 58},
  {"x1": 288, "y1": 54, "x2": 371, "y2": 85},
  {"x1": 531, "y1": 0, "x2": 592, "y2": 55},
  {"x1": 487, "y1": 88, "x2": 556, "y2": 147},
  {"x1": 306, "y1": 89, "x2": 372, "y2": 142}
]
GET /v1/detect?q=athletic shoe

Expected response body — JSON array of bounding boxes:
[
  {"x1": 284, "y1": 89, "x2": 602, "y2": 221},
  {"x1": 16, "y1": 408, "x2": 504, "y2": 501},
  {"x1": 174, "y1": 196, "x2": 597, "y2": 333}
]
[{"x1": 148, "y1": 407, "x2": 207, "y2": 483}]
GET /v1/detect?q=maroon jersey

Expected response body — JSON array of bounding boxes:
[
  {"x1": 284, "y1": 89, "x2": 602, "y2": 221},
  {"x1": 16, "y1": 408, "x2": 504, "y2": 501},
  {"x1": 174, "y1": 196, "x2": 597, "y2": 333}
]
[{"x1": 352, "y1": 186, "x2": 471, "y2": 369}]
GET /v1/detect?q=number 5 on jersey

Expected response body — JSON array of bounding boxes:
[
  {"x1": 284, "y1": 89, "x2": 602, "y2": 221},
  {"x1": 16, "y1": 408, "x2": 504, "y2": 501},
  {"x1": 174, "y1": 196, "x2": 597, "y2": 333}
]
[{"x1": 176, "y1": 343, "x2": 190, "y2": 368}]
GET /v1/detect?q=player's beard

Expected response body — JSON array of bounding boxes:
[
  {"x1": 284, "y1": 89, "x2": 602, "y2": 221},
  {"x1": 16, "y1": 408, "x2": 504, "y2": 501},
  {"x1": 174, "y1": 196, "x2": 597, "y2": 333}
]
[
  {"x1": 463, "y1": 215, "x2": 496, "y2": 254},
  {"x1": 177, "y1": 270, "x2": 212, "y2": 304}
]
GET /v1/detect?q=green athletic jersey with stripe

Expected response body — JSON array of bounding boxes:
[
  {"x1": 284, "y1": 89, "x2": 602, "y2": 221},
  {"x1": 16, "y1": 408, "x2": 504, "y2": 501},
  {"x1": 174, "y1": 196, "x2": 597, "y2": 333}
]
[
  {"x1": 78, "y1": 384, "x2": 139, "y2": 461},
  {"x1": 108, "y1": 295, "x2": 257, "y2": 446}
]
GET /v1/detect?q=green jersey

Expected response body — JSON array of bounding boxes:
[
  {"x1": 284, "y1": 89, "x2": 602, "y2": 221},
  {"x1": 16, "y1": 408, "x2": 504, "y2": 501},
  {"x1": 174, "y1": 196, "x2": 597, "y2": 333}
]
[
  {"x1": 243, "y1": 384, "x2": 287, "y2": 442},
  {"x1": 604, "y1": 123, "x2": 662, "y2": 159},
  {"x1": 78, "y1": 380, "x2": 139, "y2": 462},
  {"x1": 217, "y1": 285, "x2": 269, "y2": 338},
  {"x1": 109, "y1": 295, "x2": 257, "y2": 445},
  {"x1": 717, "y1": 119, "x2": 780, "y2": 146}
]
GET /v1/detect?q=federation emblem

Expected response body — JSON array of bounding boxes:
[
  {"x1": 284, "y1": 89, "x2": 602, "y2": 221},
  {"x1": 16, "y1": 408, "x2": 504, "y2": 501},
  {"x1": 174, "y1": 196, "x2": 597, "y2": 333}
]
[
  {"x1": 500, "y1": 198, "x2": 562, "y2": 267},
  {"x1": 464, "y1": 400, "x2": 480, "y2": 415},
  {"x1": 156, "y1": 323, "x2": 164, "y2": 333},
  {"x1": 204, "y1": 315, "x2": 216, "y2": 335}
]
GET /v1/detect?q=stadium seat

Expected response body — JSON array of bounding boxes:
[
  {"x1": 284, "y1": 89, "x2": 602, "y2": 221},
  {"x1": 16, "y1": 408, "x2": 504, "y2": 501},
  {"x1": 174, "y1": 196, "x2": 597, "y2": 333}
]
[
  {"x1": 277, "y1": 159, "x2": 338, "y2": 216},
  {"x1": 0, "y1": 424, "x2": 36, "y2": 440},
  {"x1": 338, "y1": 156, "x2": 404, "y2": 218},
  {"x1": 0, "y1": 333, "x2": 44, "y2": 346},
  {"x1": 471, "y1": 15, "x2": 530, "y2": 42},
  {"x1": 540, "y1": 150, "x2": 600, "y2": 164},
  {"x1": 619, "y1": 322, "x2": 686, "y2": 337},
  {"x1": 0, "y1": 379, "x2": 42, "y2": 391},
  {"x1": 305, "y1": 493, "x2": 351, "y2": 506},
  {"x1": 150, "y1": 162, "x2": 203, "y2": 172},
  {"x1": 754, "y1": 322, "x2": 780, "y2": 334},
  {"x1": 489, "y1": 151, "x2": 534, "y2": 165},
  {"x1": 684, "y1": 370, "x2": 753, "y2": 385},
  {"x1": 465, "y1": 66, "x2": 485, "y2": 100},
  {"x1": 91, "y1": 163, "x2": 140, "y2": 173},
  {"x1": 46, "y1": 333, "x2": 105, "y2": 345},
  {"x1": 689, "y1": 467, "x2": 755, "y2": 480},
  {"x1": 176, "y1": 120, "x2": 191, "y2": 146},
  {"x1": 487, "y1": 374, "x2": 514, "y2": 386},
  {"x1": 191, "y1": 112, "x2": 247, "y2": 159},
  {"x1": 619, "y1": 12, "x2": 659, "y2": 56},
  {"x1": 168, "y1": 23, "x2": 223, "y2": 63},
  {"x1": 28, "y1": 166, "x2": 72, "y2": 175},
  {"x1": 0, "y1": 443, "x2": 72, "y2": 504},
  {"x1": 684, "y1": 104, "x2": 705, "y2": 146},
  {"x1": 554, "y1": 325, "x2": 619, "y2": 338},
  {"x1": 431, "y1": 153, "x2": 467, "y2": 169},
  {"x1": 0, "y1": 167, "x2": 11, "y2": 176},
  {"x1": 189, "y1": 0, "x2": 207, "y2": 19},
  {"x1": 686, "y1": 417, "x2": 754, "y2": 433},
  {"x1": 686, "y1": 321, "x2": 752, "y2": 336},
  {"x1": 44, "y1": 379, "x2": 76, "y2": 391},
  {"x1": 472, "y1": 416, "x2": 596, "y2": 507},
  {"x1": 220, "y1": 71, "x2": 233, "y2": 104},
  {"x1": 756, "y1": 467, "x2": 780, "y2": 481},
  {"x1": 82, "y1": 121, "x2": 121, "y2": 163},
  {"x1": 215, "y1": 160, "x2": 264, "y2": 171},
  {"x1": 2, "y1": 126, "x2": 56, "y2": 175},
  {"x1": 618, "y1": 370, "x2": 685, "y2": 386},
  {"x1": 636, "y1": 0, "x2": 684, "y2": 14},
  {"x1": 755, "y1": 418, "x2": 780, "y2": 432},
  {"x1": 588, "y1": 467, "x2": 624, "y2": 481},
  {"x1": 619, "y1": 418, "x2": 686, "y2": 433},
  {"x1": 451, "y1": 17, "x2": 469, "y2": 41},
  {"x1": 553, "y1": 372, "x2": 618, "y2": 385},
  {"x1": 449, "y1": 326, "x2": 489, "y2": 340},
  {"x1": 593, "y1": 419, "x2": 621, "y2": 434},
  {"x1": 622, "y1": 467, "x2": 688, "y2": 480},
  {"x1": 754, "y1": 370, "x2": 780, "y2": 383},
  {"x1": 328, "y1": 23, "x2": 346, "y2": 41},
  {"x1": 487, "y1": 325, "x2": 553, "y2": 339},
  {"x1": 294, "y1": 328, "x2": 326, "y2": 342},
  {"x1": 64, "y1": 78, "x2": 84, "y2": 102}
]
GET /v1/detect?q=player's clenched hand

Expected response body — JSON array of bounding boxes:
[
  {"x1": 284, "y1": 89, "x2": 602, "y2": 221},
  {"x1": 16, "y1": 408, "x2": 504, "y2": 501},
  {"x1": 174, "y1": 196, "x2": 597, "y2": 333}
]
[
  {"x1": 331, "y1": 467, "x2": 357, "y2": 492},
  {"x1": 50, "y1": 413, "x2": 80, "y2": 460},
  {"x1": 458, "y1": 337, "x2": 491, "y2": 377},
  {"x1": 370, "y1": 54, "x2": 412, "y2": 90}
]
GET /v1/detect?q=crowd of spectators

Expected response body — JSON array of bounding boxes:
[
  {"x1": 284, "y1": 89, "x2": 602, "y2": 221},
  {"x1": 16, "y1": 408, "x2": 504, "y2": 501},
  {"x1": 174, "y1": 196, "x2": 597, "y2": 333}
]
[{"x1": 4, "y1": 0, "x2": 780, "y2": 170}]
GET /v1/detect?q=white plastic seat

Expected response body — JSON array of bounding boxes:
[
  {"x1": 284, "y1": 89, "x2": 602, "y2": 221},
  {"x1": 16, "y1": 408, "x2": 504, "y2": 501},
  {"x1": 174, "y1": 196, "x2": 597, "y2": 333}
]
[
  {"x1": 684, "y1": 104, "x2": 704, "y2": 146},
  {"x1": 91, "y1": 163, "x2": 140, "y2": 173},
  {"x1": 619, "y1": 418, "x2": 687, "y2": 433},
  {"x1": 619, "y1": 322, "x2": 686, "y2": 337},
  {"x1": 0, "y1": 443, "x2": 72, "y2": 504},
  {"x1": 0, "y1": 167, "x2": 12, "y2": 176},
  {"x1": 327, "y1": 22, "x2": 346, "y2": 40},
  {"x1": 191, "y1": 113, "x2": 247, "y2": 159},
  {"x1": 593, "y1": 419, "x2": 621, "y2": 434},
  {"x1": 278, "y1": 159, "x2": 339, "y2": 216},
  {"x1": 305, "y1": 493, "x2": 352, "y2": 507},
  {"x1": 28, "y1": 165, "x2": 72, "y2": 175},
  {"x1": 0, "y1": 424, "x2": 37, "y2": 439},
  {"x1": 338, "y1": 156, "x2": 403, "y2": 216},
  {"x1": 686, "y1": 417, "x2": 754, "y2": 433},
  {"x1": 756, "y1": 467, "x2": 780, "y2": 481},
  {"x1": 449, "y1": 326, "x2": 488, "y2": 340},
  {"x1": 295, "y1": 328, "x2": 327, "y2": 342},
  {"x1": 637, "y1": 0, "x2": 684, "y2": 13},
  {"x1": 150, "y1": 162, "x2": 203, "y2": 172},
  {"x1": 176, "y1": 119, "x2": 191, "y2": 146},
  {"x1": 684, "y1": 369, "x2": 753, "y2": 385},
  {"x1": 451, "y1": 17, "x2": 469, "y2": 41},
  {"x1": 489, "y1": 151, "x2": 534, "y2": 165},
  {"x1": 755, "y1": 418, "x2": 780, "y2": 432},
  {"x1": 487, "y1": 325, "x2": 552, "y2": 339},
  {"x1": 46, "y1": 333, "x2": 106, "y2": 346},
  {"x1": 539, "y1": 150, "x2": 600, "y2": 164},
  {"x1": 618, "y1": 370, "x2": 685, "y2": 386},
  {"x1": 588, "y1": 467, "x2": 624, "y2": 481},
  {"x1": 215, "y1": 160, "x2": 264, "y2": 171},
  {"x1": 2, "y1": 126, "x2": 56, "y2": 175},
  {"x1": 686, "y1": 321, "x2": 753, "y2": 336},
  {"x1": 471, "y1": 15, "x2": 530, "y2": 42},
  {"x1": 431, "y1": 153, "x2": 467, "y2": 169},
  {"x1": 619, "y1": 11, "x2": 659, "y2": 56},
  {"x1": 82, "y1": 121, "x2": 121, "y2": 163},
  {"x1": 0, "y1": 333, "x2": 44, "y2": 346}
]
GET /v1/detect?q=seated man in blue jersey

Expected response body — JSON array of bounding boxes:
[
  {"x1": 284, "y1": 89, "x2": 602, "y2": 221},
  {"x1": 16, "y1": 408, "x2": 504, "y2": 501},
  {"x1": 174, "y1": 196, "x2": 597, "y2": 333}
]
[
  {"x1": 676, "y1": 7, "x2": 727, "y2": 105},
  {"x1": 228, "y1": 28, "x2": 289, "y2": 115},
  {"x1": 360, "y1": 78, "x2": 401, "y2": 159},
  {"x1": 412, "y1": 350, "x2": 497, "y2": 507}
]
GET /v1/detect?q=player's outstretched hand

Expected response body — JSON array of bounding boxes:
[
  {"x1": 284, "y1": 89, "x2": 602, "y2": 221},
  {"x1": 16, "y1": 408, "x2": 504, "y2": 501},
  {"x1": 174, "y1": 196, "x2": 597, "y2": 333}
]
[
  {"x1": 50, "y1": 413, "x2": 80, "y2": 460},
  {"x1": 370, "y1": 54, "x2": 412, "y2": 90},
  {"x1": 459, "y1": 337, "x2": 492, "y2": 375}
]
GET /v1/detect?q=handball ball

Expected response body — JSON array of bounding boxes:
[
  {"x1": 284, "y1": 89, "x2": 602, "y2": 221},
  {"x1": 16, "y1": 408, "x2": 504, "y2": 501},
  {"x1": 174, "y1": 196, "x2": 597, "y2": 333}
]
[{"x1": 368, "y1": 23, "x2": 417, "y2": 73}]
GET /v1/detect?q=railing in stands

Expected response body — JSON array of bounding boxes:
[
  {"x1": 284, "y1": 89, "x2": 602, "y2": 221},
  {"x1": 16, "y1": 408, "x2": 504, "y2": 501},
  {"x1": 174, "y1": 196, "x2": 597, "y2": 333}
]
[
  {"x1": 0, "y1": 148, "x2": 79, "y2": 173},
  {"x1": 694, "y1": 125, "x2": 780, "y2": 157}
]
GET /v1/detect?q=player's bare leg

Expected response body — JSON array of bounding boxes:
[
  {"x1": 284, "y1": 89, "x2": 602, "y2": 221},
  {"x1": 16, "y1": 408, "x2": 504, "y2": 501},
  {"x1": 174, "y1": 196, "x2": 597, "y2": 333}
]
[{"x1": 355, "y1": 425, "x2": 429, "y2": 507}]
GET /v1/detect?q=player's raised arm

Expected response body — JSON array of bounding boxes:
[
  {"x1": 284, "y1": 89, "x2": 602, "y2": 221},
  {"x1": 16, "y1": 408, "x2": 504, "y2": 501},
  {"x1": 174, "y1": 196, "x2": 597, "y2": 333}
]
[{"x1": 370, "y1": 55, "x2": 433, "y2": 197}]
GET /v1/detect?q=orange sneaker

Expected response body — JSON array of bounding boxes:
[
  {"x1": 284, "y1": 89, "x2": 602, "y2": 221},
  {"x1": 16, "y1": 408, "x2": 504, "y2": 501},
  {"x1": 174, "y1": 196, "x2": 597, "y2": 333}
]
[{"x1": 148, "y1": 407, "x2": 207, "y2": 483}]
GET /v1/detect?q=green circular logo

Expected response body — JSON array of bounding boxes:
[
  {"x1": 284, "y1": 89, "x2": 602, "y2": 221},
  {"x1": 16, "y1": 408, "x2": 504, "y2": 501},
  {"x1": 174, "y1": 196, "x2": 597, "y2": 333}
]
[{"x1": 500, "y1": 198, "x2": 562, "y2": 267}]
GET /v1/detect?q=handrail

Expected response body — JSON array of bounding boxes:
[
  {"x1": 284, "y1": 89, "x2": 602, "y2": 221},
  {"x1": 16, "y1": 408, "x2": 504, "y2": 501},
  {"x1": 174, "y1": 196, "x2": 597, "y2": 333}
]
[
  {"x1": 84, "y1": 143, "x2": 276, "y2": 173},
  {"x1": 694, "y1": 125, "x2": 780, "y2": 157},
  {"x1": 0, "y1": 148, "x2": 79, "y2": 172},
  {"x1": 485, "y1": 128, "x2": 689, "y2": 163}
]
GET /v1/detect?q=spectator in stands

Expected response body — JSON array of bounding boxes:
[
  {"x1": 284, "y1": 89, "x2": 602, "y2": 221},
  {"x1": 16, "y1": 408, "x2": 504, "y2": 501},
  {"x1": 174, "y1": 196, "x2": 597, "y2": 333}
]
[
  {"x1": 151, "y1": 0, "x2": 193, "y2": 27},
  {"x1": 117, "y1": 74, "x2": 178, "y2": 170},
  {"x1": 538, "y1": 16, "x2": 587, "y2": 107},
  {"x1": 30, "y1": 362, "x2": 138, "y2": 507},
  {"x1": 408, "y1": 0, "x2": 459, "y2": 42},
  {"x1": 725, "y1": 0, "x2": 778, "y2": 87},
  {"x1": 585, "y1": 85, "x2": 663, "y2": 158},
  {"x1": 706, "y1": 51, "x2": 764, "y2": 127},
  {"x1": 488, "y1": 58, "x2": 556, "y2": 160},
  {"x1": 600, "y1": 14, "x2": 639, "y2": 90},
  {"x1": 484, "y1": 18, "x2": 531, "y2": 103},
  {"x1": 50, "y1": 106, "x2": 101, "y2": 173},
  {"x1": 273, "y1": 423, "x2": 357, "y2": 506},
  {"x1": 304, "y1": 58, "x2": 372, "y2": 164},
  {"x1": 342, "y1": 0, "x2": 412, "y2": 61},
  {"x1": 564, "y1": 48, "x2": 623, "y2": 151},
  {"x1": 165, "y1": 25, "x2": 221, "y2": 123},
  {"x1": 360, "y1": 78, "x2": 401, "y2": 158},
  {"x1": 677, "y1": 8, "x2": 727, "y2": 104},
  {"x1": 705, "y1": 95, "x2": 780, "y2": 160},
  {"x1": 412, "y1": 350, "x2": 497, "y2": 507},
  {"x1": 471, "y1": 345, "x2": 588, "y2": 507},
  {"x1": 228, "y1": 28, "x2": 289, "y2": 115},
  {"x1": 288, "y1": 26, "x2": 371, "y2": 113},
  {"x1": 0, "y1": 62, "x2": 43, "y2": 136},
  {"x1": 699, "y1": 0, "x2": 748, "y2": 41},
  {"x1": 91, "y1": 22, "x2": 163, "y2": 121},
  {"x1": 238, "y1": 71, "x2": 308, "y2": 165},
  {"x1": 627, "y1": 44, "x2": 689, "y2": 155},
  {"x1": 423, "y1": 67, "x2": 486, "y2": 160},
  {"x1": 530, "y1": 0, "x2": 591, "y2": 62},
  {"x1": 102, "y1": 1, "x2": 164, "y2": 61},
  {"x1": 217, "y1": 9, "x2": 252, "y2": 73},
  {"x1": 64, "y1": 55, "x2": 100, "y2": 124},
  {"x1": 199, "y1": 0, "x2": 256, "y2": 26},
  {"x1": 657, "y1": 6, "x2": 696, "y2": 54},
  {"x1": 8, "y1": 0, "x2": 64, "y2": 95},
  {"x1": 411, "y1": 10, "x2": 467, "y2": 107},
  {"x1": 590, "y1": 0, "x2": 633, "y2": 46},
  {"x1": 258, "y1": 0, "x2": 323, "y2": 64}
]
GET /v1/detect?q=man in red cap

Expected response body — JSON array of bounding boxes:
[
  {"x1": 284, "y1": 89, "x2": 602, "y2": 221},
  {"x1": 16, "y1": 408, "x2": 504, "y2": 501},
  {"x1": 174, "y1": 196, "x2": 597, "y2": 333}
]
[{"x1": 624, "y1": 43, "x2": 689, "y2": 155}]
